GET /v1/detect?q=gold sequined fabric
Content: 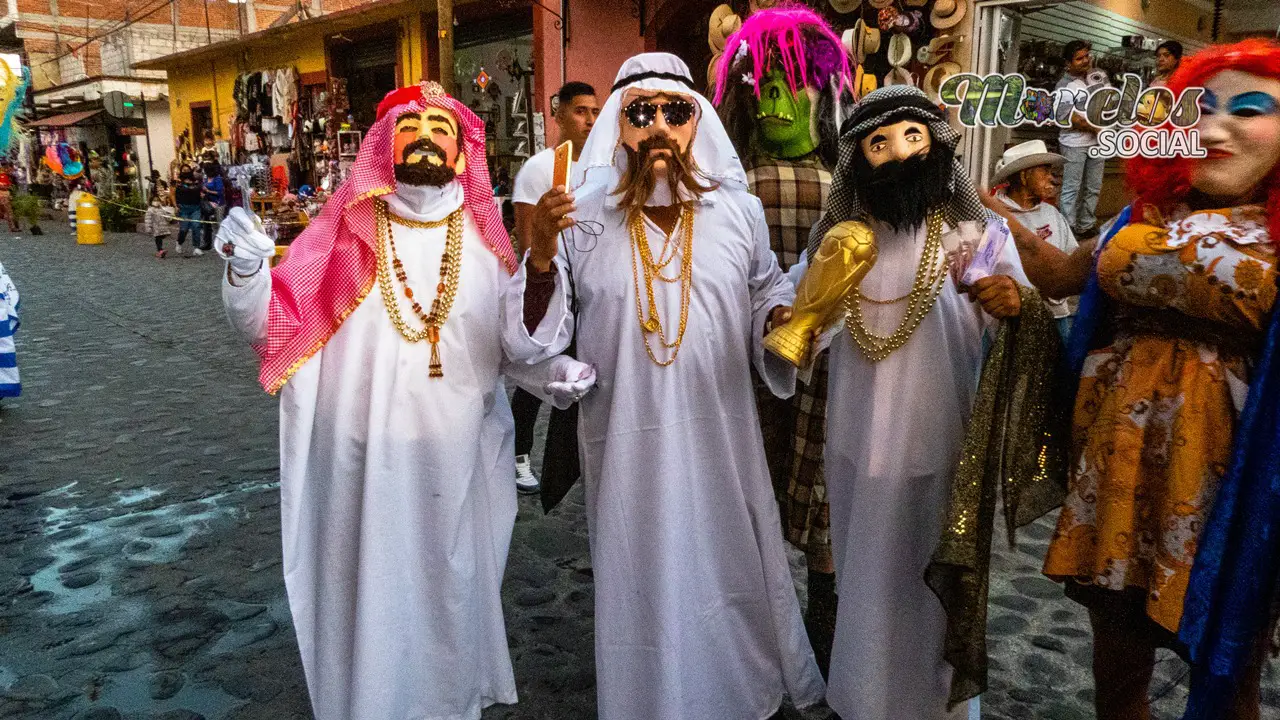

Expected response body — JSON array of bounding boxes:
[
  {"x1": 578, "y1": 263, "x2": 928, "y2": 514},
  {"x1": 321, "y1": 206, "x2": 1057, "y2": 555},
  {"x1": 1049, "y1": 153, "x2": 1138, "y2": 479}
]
[{"x1": 924, "y1": 284, "x2": 1070, "y2": 707}]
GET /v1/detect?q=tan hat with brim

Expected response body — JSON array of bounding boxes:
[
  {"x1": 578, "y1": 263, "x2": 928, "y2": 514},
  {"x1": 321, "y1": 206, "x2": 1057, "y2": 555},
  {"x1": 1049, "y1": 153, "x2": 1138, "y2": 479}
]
[
  {"x1": 869, "y1": 0, "x2": 894, "y2": 8},
  {"x1": 923, "y1": 60, "x2": 962, "y2": 102},
  {"x1": 708, "y1": 4, "x2": 741, "y2": 52},
  {"x1": 931, "y1": 0, "x2": 968, "y2": 29},
  {"x1": 885, "y1": 66, "x2": 915, "y2": 87},
  {"x1": 992, "y1": 140, "x2": 1067, "y2": 184},
  {"x1": 860, "y1": 68, "x2": 879, "y2": 97},
  {"x1": 829, "y1": 0, "x2": 862, "y2": 13}
]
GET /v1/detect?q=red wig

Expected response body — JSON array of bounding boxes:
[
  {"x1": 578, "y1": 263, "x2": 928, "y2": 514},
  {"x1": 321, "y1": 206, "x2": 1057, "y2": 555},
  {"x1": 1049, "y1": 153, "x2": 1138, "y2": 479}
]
[{"x1": 1126, "y1": 38, "x2": 1280, "y2": 245}]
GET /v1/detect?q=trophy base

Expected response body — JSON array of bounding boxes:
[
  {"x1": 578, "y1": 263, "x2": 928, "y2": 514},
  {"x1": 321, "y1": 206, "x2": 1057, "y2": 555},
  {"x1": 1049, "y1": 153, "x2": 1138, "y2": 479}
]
[{"x1": 763, "y1": 325, "x2": 811, "y2": 368}]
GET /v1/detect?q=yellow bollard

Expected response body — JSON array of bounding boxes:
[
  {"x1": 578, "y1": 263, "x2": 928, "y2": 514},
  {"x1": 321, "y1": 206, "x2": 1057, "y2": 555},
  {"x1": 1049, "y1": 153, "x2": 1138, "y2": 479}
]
[{"x1": 75, "y1": 193, "x2": 103, "y2": 245}]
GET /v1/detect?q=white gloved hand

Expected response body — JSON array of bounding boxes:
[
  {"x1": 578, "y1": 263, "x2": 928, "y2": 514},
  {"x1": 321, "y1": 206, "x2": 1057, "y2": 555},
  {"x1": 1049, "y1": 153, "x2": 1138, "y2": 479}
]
[
  {"x1": 544, "y1": 355, "x2": 596, "y2": 407},
  {"x1": 215, "y1": 207, "x2": 276, "y2": 276}
]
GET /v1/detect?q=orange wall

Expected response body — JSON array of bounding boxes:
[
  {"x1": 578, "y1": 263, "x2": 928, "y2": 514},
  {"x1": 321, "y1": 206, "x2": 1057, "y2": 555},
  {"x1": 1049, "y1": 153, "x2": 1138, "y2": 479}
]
[
  {"x1": 564, "y1": 0, "x2": 646, "y2": 124},
  {"x1": 1085, "y1": 0, "x2": 1215, "y2": 44}
]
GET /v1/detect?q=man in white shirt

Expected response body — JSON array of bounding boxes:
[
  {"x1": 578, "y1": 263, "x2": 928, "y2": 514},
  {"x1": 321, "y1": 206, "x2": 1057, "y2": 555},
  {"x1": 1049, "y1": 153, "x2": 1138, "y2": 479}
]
[
  {"x1": 991, "y1": 140, "x2": 1078, "y2": 338},
  {"x1": 1054, "y1": 40, "x2": 1105, "y2": 238},
  {"x1": 509, "y1": 81, "x2": 600, "y2": 498}
]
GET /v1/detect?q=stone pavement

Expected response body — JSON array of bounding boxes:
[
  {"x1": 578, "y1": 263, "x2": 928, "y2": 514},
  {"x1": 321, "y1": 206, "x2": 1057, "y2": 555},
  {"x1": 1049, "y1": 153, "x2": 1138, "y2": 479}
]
[{"x1": 0, "y1": 226, "x2": 1275, "y2": 720}]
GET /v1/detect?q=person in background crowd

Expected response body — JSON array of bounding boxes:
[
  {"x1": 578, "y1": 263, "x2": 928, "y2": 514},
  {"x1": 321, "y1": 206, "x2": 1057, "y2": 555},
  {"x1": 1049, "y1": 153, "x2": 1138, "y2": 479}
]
[
  {"x1": 144, "y1": 194, "x2": 173, "y2": 259},
  {"x1": 199, "y1": 131, "x2": 218, "y2": 167},
  {"x1": 173, "y1": 167, "x2": 203, "y2": 258},
  {"x1": 1056, "y1": 40, "x2": 1105, "y2": 238},
  {"x1": 0, "y1": 259, "x2": 18, "y2": 405},
  {"x1": 983, "y1": 38, "x2": 1280, "y2": 720},
  {"x1": 509, "y1": 79, "x2": 600, "y2": 497},
  {"x1": 201, "y1": 161, "x2": 226, "y2": 252},
  {"x1": 1153, "y1": 40, "x2": 1183, "y2": 86},
  {"x1": 66, "y1": 178, "x2": 82, "y2": 231},
  {"x1": 0, "y1": 165, "x2": 18, "y2": 233},
  {"x1": 991, "y1": 140, "x2": 1077, "y2": 338}
]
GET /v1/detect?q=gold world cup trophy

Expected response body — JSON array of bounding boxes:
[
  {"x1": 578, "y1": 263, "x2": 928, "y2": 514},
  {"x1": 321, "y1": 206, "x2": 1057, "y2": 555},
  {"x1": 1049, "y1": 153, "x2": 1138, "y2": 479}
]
[{"x1": 764, "y1": 221, "x2": 878, "y2": 367}]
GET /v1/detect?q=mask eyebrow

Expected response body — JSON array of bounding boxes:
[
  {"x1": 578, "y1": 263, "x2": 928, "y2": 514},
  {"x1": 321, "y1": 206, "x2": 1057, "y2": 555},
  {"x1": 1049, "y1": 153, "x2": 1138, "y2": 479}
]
[
  {"x1": 395, "y1": 111, "x2": 421, "y2": 126},
  {"x1": 425, "y1": 113, "x2": 458, "y2": 133},
  {"x1": 867, "y1": 132, "x2": 888, "y2": 145}
]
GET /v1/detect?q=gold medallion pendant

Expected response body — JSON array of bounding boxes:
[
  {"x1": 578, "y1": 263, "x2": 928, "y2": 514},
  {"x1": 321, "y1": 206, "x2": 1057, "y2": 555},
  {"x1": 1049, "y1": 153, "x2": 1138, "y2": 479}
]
[
  {"x1": 375, "y1": 199, "x2": 464, "y2": 377},
  {"x1": 630, "y1": 207, "x2": 694, "y2": 367}
]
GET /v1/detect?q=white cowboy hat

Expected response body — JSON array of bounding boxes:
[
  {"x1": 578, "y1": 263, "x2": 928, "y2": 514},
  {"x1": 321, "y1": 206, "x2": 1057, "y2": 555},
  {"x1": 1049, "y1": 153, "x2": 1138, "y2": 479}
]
[
  {"x1": 829, "y1": 0, "x2": 862, "y2": 13},
  {"x1": 931, "y1": 0, "x2": 968, "y2": 29},
  {"x1": 884, "y1": 66, "x2": 916, "y2": 87},
  {"x1": 923, "y1": 60, "x2": 962, "y2": 102},
  {"x1": 708, "y1": 4, "x2": 741, "y2": 52},
  {"x1": 887, "y1": 33, "x2": 913, "y2": 68},
  {"x1": 992, "y1": 140, "x2": 1066, "y2": 183}
]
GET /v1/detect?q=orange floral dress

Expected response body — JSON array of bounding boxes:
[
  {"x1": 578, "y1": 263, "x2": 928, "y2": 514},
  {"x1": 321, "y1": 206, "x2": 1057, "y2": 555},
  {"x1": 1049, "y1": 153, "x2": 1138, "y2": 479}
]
[{"x1": 1043, "y1": 205, "x2": 1278, "y2": 633}]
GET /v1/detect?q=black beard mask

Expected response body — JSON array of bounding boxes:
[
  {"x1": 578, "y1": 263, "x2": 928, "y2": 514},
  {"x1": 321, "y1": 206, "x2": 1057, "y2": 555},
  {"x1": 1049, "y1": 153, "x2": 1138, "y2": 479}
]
[
  {"x1": 852, "y1": 143, "x2": 956, "y2": 232},
  {"x1": 394, "y1": 137, "x2": 457, "y2": 187}
]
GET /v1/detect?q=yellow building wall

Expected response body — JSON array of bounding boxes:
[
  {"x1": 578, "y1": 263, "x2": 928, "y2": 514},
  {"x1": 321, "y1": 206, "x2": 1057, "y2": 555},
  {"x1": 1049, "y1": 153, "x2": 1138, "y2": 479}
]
[{"x1": 164, "y1": 35, "x2": 328, "y2": 150}]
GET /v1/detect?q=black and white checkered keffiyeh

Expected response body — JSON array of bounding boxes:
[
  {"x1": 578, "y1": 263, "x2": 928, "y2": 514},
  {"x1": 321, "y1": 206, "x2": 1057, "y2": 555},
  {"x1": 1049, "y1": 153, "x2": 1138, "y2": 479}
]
[{"x1": 807, "y1": 85, "x2": 994, "y2": 259}]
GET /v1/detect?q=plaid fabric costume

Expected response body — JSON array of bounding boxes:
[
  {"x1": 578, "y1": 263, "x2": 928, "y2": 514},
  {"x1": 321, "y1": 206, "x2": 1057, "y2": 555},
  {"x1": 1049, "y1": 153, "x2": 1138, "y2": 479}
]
[{"x1": 748, "y1": 155, "x2": 833, "y2": 572}]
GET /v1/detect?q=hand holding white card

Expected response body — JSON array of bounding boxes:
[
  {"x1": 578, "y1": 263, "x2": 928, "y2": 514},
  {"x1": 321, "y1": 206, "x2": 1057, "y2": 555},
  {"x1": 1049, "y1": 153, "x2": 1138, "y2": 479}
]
[{"x1": 961, "y1": 218, "x2": 1010, "y2": 287}]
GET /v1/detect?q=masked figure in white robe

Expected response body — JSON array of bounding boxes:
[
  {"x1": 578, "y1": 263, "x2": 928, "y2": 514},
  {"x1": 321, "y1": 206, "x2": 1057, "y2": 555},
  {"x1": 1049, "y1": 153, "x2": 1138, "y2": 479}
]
[
  {"x1": 505, "y1": 53, "x2": 825, "y2": 720},
  {"x1": 800, "y1": 86, "x2": 1034, "y2": 720},
  {"x1": 214, "y1": 82, "x2": 595, "y2": 720}
]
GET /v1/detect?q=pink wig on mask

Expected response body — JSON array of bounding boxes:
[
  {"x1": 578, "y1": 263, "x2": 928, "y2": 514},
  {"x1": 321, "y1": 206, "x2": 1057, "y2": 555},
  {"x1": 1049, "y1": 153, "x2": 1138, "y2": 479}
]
[{"x1": 712, "y1": 4, "x2": 853, "y2": 106}]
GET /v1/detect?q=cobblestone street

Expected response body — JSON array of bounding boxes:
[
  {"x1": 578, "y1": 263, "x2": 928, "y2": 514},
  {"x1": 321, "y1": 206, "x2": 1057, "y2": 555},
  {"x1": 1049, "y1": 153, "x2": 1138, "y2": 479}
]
[{"x1": 0, "y1": 227, "x2": 1276, "y2": 720}]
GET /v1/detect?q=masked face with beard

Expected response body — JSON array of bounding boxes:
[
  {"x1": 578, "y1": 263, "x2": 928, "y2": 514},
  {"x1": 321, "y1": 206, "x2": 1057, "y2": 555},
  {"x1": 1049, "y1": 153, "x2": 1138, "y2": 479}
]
[
  {"x1": 852, "y1": 119, "x2": 955, "y2": 232},
  {"x1": 392, "y1": 108, "x2": 467, "y2": 187},
  {"x1": 612, "y1": 90, "x2": 716, "y2": 218}
]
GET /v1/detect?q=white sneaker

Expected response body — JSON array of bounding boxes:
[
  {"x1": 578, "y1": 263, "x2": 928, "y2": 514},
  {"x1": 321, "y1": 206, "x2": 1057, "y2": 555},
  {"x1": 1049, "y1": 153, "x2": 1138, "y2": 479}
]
[
  {"x1": 515, "y1": 454, "x2": 540, "y2": 494},
  {"x1": 192, "y1": 247, "x2": 205, "y2": 256}
]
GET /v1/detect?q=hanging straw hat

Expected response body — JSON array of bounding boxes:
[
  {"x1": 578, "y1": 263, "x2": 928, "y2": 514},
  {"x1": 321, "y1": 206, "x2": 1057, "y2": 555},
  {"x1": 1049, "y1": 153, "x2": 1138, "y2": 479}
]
[
  {"x1": 991, "y1": 140, "x2": 1066, "y2": 183},
  {"x1": 852, "y1": 18, "x2": 881, "y2": 64},
  {"x1": 868, "y1": 0, "x2": 894, "y2": 8},
  {"x1": 931, "y1": 0, "x2": 968, "y2": 29},
  {"x1": 923, "y1": 60, "x2": 962, "y2": 102},
  {"x1": 887, "y1": 33, "x2": 913, "y2": 68},
  {"x1": 708, "y1": 4, "x2": 741, "y2": 52},
  {"x1": 904, "y1": 0, "x2": 928, "y2": 6},
  {"x1": 829, "y1": 0, "x2": 862, "y2": 13},
  {"x1": 917, "y1": 34, "x2": 959, "y2": 65},
  {"x1": 885, "y1": 66, "x2": 915, "y2": 87}
]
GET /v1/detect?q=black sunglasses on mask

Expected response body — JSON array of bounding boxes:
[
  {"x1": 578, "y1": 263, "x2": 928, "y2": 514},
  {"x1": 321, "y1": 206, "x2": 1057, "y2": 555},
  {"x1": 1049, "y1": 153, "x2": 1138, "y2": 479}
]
[{"x1": 623, "y1": 99, "x2": 696, "y2": 129}]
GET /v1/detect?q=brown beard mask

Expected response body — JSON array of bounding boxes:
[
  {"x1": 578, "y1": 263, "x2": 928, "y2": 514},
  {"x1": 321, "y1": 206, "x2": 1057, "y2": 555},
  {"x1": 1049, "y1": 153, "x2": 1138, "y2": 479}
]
[
  {"x1": 394, "y1": 137, "x2": 457, "y2": 187},
  {"x1": 612, "y1": 135, "x2": 716, "y2": 221}
]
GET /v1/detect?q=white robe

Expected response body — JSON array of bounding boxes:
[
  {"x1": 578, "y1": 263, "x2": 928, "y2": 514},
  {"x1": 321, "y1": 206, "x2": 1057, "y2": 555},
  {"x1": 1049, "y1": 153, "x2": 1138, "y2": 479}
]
[
  {"x1": 820, "y1": 219, "x2": 1028, "y2": 720},
  {"x1": 503, "y1": 185, "x2": 826, "y2": 720},
  {"x1": 223, "y1": 183, "x2": 550, "y2": 720}
]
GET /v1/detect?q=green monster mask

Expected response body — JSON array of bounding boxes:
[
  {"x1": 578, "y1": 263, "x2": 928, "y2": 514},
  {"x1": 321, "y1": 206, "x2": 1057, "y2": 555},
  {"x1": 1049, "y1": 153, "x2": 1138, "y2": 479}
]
[{"x1": 754, "y1": 68, "x2": 817, "y2": 159}]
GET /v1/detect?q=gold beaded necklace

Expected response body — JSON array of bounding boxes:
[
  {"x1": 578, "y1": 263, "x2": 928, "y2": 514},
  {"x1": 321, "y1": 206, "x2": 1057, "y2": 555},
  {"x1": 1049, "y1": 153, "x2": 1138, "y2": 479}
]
[
  {"x1": 630, "y1": 206, "x2": 694, "y2": 367},
  {"x1": 844, "y1": 211, "x2": 946, "y2": 362},
  {"x1": 374, "y1": 199, "x2": 464, "y2": 377}
]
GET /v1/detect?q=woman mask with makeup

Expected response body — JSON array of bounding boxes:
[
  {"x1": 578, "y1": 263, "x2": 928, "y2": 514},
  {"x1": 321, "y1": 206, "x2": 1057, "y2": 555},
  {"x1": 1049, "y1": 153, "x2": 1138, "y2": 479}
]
[{"x1": 981, "y1": 39, "x2": 1280, "y2": 720}]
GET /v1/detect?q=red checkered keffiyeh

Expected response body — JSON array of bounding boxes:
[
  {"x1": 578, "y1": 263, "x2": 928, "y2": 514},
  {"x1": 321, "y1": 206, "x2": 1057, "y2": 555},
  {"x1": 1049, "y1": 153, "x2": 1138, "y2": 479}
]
[{"x1": 255, "y1": 82, "x2": 518, "y2": 394}]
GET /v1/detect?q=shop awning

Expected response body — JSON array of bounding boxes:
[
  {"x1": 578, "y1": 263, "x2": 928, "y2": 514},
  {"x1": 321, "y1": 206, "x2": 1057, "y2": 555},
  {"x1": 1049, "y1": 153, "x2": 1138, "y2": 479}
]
[{"x1": 30, "y1": 110, "x2": 102, "y2": 127}]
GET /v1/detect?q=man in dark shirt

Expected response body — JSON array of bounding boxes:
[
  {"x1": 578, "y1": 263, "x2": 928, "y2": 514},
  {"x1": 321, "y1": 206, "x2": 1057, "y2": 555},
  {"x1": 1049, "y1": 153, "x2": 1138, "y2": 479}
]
[{"x1": 173, "y1": 168, "x2": 203, "y2": 258}]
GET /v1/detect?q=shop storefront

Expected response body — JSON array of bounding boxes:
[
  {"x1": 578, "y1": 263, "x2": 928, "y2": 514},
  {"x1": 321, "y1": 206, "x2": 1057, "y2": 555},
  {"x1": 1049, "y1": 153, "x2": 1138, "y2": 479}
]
[
  {"x1": 960, "y1": 0, "x2": 1214, "y2": 216},
  {"x1": 136, "y1": 0, "x2": 559, "y2": 233}
]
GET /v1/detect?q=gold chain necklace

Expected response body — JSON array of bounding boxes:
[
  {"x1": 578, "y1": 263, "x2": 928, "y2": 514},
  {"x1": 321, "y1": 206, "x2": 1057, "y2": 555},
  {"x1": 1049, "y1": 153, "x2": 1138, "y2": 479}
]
[
  {"x1": 844, "y1": 211, "x2": 946, "y2": 362},
  {"x1": 630, "y1": 207, "x2": 694, "y2": 367},
  {"x1": 375, "y1": 199, "x2": 464, "y2": 377}
]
